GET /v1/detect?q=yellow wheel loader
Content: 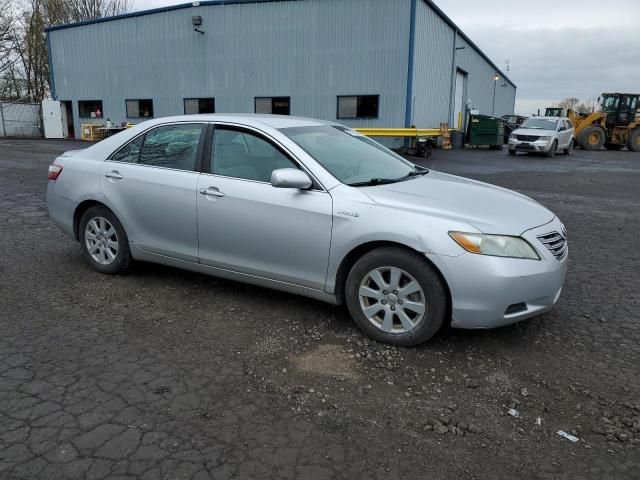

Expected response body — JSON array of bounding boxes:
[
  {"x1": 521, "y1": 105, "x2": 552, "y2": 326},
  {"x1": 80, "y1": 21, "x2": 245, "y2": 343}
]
[{"x1": 568, "y1": 93, "x2": 640, "y2": 151}]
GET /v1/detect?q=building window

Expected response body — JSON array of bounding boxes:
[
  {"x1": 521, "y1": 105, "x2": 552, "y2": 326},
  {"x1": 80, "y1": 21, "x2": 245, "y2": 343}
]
[
  {"x1": 337, "y1": 95, "x2": 379, "y2": 119},
  {"x1": 78, "y1": 100, "x2": 103, "y2": 118},
  {"x1": 184, "y1": 98, "x2": 215, "y2": 114},
  {"x1": 126, "y1": 99, "x2": 154, "y2": 118},
  {"x1": 255, "y1": 97, "x2": 290, "y2": 115}
]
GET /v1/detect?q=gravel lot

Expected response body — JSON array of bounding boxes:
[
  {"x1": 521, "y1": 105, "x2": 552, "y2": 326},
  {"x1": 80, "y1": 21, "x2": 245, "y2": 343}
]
[{"x1": 1, "y1": 138, "x2": 639, "y2": 479}]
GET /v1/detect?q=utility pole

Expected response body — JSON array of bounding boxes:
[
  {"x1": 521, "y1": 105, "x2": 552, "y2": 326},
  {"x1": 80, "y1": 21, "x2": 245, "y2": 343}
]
[
  {"x1": 0, "y1": 102, "x2": 5, "y2": 137},
  {"x1": 492, "y1": 74, "x2": 499, "y2": 116}
]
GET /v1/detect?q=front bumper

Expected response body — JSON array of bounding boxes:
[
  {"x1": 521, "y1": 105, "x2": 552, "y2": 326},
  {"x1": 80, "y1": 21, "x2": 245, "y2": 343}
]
[
  {"x1": 427, "y1": 218, "x2": 568, "y2": 329},
  {"x1": 508, "y1": 138, "x2": 553, "y2": 153}
]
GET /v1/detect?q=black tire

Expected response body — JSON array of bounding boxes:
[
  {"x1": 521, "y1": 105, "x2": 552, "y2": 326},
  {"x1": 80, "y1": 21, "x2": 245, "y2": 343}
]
[
  {"x1": 508, "y1": 149, "x2": 516, "y2": 156},
  {"x1": 579, "y1": 126, "x2": 605, "y2": 151},
  {"x1": 79, "y1": 205, "x2": 132, "y2": 274},
  {"x1": 628, "y1": 128, "x2": 640, "y2": 152},
  {"x1": 546, "y1": 140, "x2": 557, "y2": 158},
  {"x1": 604, "y1": 142, "x2": 622, "y2": 151},
  {"x1": 345, "y1": 247, "x2": 448, "y2": 346},
  {"x1": 564, "y1": 139, "x2": 574, "y2": 155}
]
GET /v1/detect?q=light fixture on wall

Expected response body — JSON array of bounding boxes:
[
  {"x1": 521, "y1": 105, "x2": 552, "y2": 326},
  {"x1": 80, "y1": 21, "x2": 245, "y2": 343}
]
[{"x1": 192, "y1": 15, "x2": 205, "y2": 35}]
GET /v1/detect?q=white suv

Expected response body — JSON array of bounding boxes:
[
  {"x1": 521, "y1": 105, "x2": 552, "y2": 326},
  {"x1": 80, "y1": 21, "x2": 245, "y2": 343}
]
[{"x1": 508, "y1": 116, "x2": 575, "y2": 157}]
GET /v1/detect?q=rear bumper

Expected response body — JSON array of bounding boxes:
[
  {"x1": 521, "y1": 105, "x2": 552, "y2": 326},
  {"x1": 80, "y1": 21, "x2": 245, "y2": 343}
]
[
  {"x1": 427, "y1": 219, "x2": 568, "y2": 329},
  {"x1": 46, "y1": 181, "x2": 76, "y2": 238}
]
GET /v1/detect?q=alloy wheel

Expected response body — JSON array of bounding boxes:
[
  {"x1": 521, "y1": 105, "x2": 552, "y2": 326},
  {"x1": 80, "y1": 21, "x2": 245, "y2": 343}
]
[
  {"x1": 85, "y1": 216, "x2": 119, "y2": 265},
  {"x1": 358, "y1": 266, "x2": 427, "y2": 334}
]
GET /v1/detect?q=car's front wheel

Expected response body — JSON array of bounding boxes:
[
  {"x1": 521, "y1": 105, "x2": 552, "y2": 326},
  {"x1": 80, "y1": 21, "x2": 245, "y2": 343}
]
[
  {"x1": 546, "y1": 140, "x2": 557, "y2": 158},
  {"x1": 345, "y1": 247, "x2": 448, "y2": 346},
  {"x1": 79, "y1": 206, "x2": 132, "y2": 274}
]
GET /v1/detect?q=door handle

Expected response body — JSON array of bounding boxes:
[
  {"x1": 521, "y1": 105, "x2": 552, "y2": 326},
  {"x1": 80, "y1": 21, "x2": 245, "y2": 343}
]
[
  {"x1": 199, "y1": 187, "x2": 225, "y2": 197},
  {"x1": 105, "y1": 171, "x2": 123, "y2": 180}
]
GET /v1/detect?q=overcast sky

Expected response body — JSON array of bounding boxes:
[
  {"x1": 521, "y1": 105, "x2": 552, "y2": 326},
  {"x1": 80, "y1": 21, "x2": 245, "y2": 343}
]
[{"x1": 132, "y1": 0, "x2": 640, "y2": 115}]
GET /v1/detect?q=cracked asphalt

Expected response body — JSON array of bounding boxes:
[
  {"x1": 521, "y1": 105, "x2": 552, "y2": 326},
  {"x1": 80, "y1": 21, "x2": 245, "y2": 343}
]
[{"x1": 1, "y1": 138, "x2": 639, "y2": 479}]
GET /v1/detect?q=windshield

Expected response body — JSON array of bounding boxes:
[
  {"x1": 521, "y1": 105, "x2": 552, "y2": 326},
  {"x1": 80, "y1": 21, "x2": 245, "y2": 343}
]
[
  {"x1": 521, "y1": 118, "x2": 558, "y2": 130},
  {"x1": 601, "y1": 95, "x2": 618, "y2": 112},
  {"x1": 280, "y1": 125, "x2": 419, "y2": 185}
]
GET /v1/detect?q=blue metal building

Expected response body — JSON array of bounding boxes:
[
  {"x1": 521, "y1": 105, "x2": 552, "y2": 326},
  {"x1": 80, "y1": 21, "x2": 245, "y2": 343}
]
[{"x1": 46, "y1": 0, "x2": 516, "y2": 143}]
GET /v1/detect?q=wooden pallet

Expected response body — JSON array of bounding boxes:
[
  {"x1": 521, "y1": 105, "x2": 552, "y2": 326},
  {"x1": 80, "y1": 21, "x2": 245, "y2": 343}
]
[{"x1": 439, "y1": 122, "x2": 451, "y2": 150}]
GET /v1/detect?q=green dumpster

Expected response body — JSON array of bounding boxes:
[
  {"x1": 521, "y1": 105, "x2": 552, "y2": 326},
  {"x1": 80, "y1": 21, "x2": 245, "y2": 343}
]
[{"x1": 467, "y1": 114, "x2": 504, "y2": 149}]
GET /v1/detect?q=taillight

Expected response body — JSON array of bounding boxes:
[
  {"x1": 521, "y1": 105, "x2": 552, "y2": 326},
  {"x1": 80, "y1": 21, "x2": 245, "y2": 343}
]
[{"x1": 48, "y1": 164, "x2": 63, "y2": 180}]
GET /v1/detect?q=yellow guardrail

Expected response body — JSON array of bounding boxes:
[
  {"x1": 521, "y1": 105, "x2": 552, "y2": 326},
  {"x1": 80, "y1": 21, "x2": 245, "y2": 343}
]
[{"x1": 354, "y1": 128, "x2": 442, "y2": 137}]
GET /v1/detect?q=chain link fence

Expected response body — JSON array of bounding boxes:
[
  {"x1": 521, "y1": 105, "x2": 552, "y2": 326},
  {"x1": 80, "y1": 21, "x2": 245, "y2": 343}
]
[{"x1": 0, "y1": 101, "x2": 42, "y2": 138}]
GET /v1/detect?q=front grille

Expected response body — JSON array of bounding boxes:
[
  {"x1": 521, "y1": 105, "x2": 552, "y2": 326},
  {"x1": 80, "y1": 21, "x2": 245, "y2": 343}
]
[
  {"x1": 537, "y1": 231, "x2": 567, "y2": 261},
  {"x1": 516, "y1": 135, "x2": 539, "y2": 142}
]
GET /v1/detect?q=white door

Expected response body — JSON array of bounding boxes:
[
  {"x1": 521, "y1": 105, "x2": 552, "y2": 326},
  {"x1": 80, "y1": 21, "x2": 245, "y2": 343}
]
[
  {"x1": 453, "y1": 71, "x2": 466, "y2": 129},
  {"x1": 42, "y1": 100, "x2": 64, "y2": 139}
]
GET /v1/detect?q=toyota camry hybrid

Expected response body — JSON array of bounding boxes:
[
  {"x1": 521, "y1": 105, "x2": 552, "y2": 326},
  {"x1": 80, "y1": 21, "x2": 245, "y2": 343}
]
[{"x1": 46, "y1": 114, "x2": 568, "y2": 346}]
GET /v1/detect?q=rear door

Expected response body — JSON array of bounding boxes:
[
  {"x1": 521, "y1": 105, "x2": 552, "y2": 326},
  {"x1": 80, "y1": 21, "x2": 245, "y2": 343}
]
[
  {"x1": 196, "y1": 124, "x2": 333, "y2": 290},
  {"x1": 100, "y1": 122, "x2": 205, "y2": 262}
]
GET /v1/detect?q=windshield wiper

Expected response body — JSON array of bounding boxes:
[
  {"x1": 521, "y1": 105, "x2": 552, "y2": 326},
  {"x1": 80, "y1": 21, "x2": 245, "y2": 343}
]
[
  {"x1": 348, "y1": 168, "x2": 429, "y2": 187},
  {"x1": 406, "y1": 167, "x2": 429, "y2": 177},
  {"x1": 347, "y1": 178, "x2": 399, "y2": 187}
]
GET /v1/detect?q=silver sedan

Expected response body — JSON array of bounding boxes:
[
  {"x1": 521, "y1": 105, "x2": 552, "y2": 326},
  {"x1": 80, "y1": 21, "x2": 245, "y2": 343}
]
[{"x1": 46, "y1": 115, "x2": 568, "y2": 346}]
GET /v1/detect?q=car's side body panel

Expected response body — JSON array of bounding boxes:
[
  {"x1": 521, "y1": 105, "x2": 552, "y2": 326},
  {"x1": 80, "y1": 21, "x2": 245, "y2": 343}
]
[
  {"x1": 196, "y1": 173, "x2": 333, "y2": 290},
  {"x1": 100, "y1": 161, "x2": 201, "y2": 262}
]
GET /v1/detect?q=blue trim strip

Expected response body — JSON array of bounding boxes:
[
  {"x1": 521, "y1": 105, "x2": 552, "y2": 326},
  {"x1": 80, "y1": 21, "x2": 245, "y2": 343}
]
[
  {"x1": 45, "y1": 0, "x2": 294, "y2": 32},
  {"x1": 46, "y1": 32, "x2": 56, "y2": 99},
  {"x1": 404, "y1": 0, "x2": 416, "y2": 128}
]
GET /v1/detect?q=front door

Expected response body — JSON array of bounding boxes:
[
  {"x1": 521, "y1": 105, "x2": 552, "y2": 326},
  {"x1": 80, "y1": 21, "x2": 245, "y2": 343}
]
[
  {"x1": 100, "y1": 122, "x2": 205, "y2": 262},
  {"x1": 196, "y1": 124, "x2": 333, "y2": 290}
]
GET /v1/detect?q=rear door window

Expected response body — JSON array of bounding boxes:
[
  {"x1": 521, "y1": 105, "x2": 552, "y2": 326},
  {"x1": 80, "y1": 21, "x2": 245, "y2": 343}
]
[{"x1": 138, "y1": 124, "x2": 204, "y2": 171}]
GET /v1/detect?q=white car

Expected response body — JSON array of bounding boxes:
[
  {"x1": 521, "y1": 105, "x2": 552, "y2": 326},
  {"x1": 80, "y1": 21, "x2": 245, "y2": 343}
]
[{"x1": 508, "y1": 116, "x2": 575, "y2": 157}]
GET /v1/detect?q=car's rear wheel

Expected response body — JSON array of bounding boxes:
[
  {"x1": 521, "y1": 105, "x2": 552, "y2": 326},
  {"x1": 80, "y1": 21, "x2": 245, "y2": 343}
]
[
  {"x1": 345, "y1": 247, "x2": 447, "y2": 346},
  {"x1": 564, "y1": 139, "x2": 574, "y2": 155},
  {"x1": 79, "y1": 206, "x2": 132, "y2": 274}
]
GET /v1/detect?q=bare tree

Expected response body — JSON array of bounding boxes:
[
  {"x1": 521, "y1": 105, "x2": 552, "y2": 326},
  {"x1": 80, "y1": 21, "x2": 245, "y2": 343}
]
[
  {"x1": 555, "y1": 97, "x2": 580, "y2": 112},
  {"x1": 575, "y1": 98, "x2": 600, "y2": 114}
]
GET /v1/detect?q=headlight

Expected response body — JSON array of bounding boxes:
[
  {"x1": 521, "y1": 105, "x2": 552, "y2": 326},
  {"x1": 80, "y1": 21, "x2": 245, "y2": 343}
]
[
  {"x1": 538, "y1": 136, "x2": 550, "y2": 141},
  {"x1": 449, "y1": 232, "x2": 540, "y2": 260}
]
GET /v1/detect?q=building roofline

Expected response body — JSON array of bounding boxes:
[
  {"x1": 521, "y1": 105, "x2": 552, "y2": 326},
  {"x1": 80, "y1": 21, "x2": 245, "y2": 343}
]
[
  {"x1": 44, "y1": 0, "x2": 286, "y2": 32},
  {"x1": 423, "y1": 0, "x2": 515, "y2": 88}
]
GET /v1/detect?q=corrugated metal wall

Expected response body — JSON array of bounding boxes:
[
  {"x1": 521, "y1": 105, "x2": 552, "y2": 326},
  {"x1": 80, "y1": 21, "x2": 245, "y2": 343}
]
[
  {"x1": 411, "y1": 0, "x2": 515, "y2": 128},
  {"x1": 410, "y1": 1, "x2": 453, "y2": 128},
  {"x1": 49, "y1": 0, "x2": 411, "y2": 138}
]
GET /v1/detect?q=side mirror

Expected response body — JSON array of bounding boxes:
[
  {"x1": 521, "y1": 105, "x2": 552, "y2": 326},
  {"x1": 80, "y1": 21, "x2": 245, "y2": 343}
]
[{"x1": 271, "y1": 168, "x2": 312, "y2": 190}]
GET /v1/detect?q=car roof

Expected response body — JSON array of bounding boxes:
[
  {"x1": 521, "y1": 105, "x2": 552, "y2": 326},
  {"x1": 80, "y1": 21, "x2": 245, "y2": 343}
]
[
  {"x1": 529, "y1": 116, "x2": 567, "y2": 121},
  {"x1": 139, "y1": 114, "x2": 339, "y2": 130}
]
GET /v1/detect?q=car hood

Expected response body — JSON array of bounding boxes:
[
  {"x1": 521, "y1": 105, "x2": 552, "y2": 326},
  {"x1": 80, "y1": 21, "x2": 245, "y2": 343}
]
[
  {"x1": 360, "y1": 170, "x2": 554, "y2": 235},
  {"x1": 512, "y1": 128, "x2": 555, "y2": 136}
]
